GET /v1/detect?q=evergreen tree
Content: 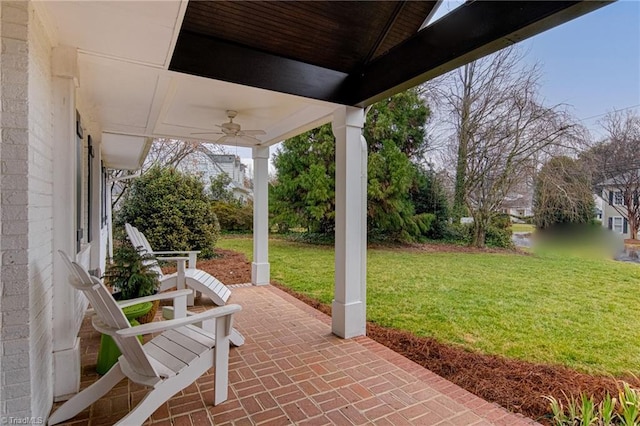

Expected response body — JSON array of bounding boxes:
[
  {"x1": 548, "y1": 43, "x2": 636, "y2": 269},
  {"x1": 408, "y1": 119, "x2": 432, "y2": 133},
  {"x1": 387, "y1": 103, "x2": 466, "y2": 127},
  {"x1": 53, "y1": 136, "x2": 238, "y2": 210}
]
[
  {"x1": 271, "y1": 125, "x2": 336, "y2": 234},
  {"x1": 410, "y1": 164, "x2": 450, "y2": 238},
  {"x1": 271, "y1": 88, "x2": 433, "y2": 242}
]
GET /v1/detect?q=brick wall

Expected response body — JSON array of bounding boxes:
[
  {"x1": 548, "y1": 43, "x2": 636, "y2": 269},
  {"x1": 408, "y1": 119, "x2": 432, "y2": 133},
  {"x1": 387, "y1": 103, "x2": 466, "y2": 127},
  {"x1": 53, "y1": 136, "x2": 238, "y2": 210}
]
[
  {"x1": 0, "y1": 1, "x2": 54, "y2": 418},
  {"x1": 27, "y1": 2, "x2": 53, "y2": 417},
  {"x1": 1, "y1": 1, "x2": 32, "y2": 417}
]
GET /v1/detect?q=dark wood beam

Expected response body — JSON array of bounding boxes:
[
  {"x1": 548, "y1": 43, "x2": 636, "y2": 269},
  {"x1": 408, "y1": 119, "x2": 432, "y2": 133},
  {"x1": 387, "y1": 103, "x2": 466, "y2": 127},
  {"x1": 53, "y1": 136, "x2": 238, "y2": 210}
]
[
  {"x1": 171, "y1": 1, "x2": 613, "y2": 107},
  {"x1": 169, "y1": 31, "x2": 351, "y2": 104},
  {"x1": 349, "y1": 0, "x2": 613, "y2": 107}
]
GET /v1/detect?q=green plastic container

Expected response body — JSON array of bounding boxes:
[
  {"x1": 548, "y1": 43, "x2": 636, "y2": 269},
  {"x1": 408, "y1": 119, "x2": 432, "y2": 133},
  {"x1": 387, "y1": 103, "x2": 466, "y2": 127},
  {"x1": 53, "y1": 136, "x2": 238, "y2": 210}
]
[{"x1": 95, "y1": 302, "x2": 153, "y2": 375}]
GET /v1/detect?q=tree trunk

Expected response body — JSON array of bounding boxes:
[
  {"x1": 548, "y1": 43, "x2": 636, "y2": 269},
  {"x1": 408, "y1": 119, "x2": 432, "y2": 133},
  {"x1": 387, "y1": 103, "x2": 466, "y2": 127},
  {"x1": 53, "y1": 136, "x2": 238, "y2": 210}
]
[
  {"x1": 629, "y1": 215, "x2": 639, "y2": 241},
  {"x1": 452, "y1": 64, "x2": 474, "y2": 220},
  {"x1": 472, "y1": 221, "x2": 486, "y2": 248},
  {"x1": 471, "y1": 212, "x2": 489, "y2": 248}
]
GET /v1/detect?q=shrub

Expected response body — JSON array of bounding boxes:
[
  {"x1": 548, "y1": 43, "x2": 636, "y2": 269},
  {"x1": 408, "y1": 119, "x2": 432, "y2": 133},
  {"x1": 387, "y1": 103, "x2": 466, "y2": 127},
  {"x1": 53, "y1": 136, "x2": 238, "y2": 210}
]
[
  {"x1": 103, "y1": 240, "x2": 159, "y2": 300},
  {"x1": 116, "y1": 166, "x2": 220, "y2": 258},
  {"x1": 441, "y1": 219, "x2": 513, "y2": 249},
  {"x1": 485, "y1": 224, "x2": 513, "y2": 249},
  {"x1": 212, "y1": 201, "x2": 253, "y2": 233}
]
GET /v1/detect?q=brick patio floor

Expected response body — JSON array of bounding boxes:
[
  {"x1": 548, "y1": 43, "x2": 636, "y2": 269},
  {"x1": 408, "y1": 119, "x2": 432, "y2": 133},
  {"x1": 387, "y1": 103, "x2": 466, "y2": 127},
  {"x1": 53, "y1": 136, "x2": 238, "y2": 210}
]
[{"x1": 53, "y1": 284, "x2": 540, "y2": 426}]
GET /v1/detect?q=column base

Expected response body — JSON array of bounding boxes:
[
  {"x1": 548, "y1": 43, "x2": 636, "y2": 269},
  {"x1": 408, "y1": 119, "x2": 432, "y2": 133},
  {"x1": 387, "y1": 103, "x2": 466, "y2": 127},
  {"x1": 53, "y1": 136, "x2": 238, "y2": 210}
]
[
  {"x1": 251, "y1": 262, "x2": 270, "y2": 286},
  {"x1": 331, "y1": 300, "x2": 366, "y2": 338},
  {"x1": 53, "y1": 337, "x2": 81, "y2": 401}
]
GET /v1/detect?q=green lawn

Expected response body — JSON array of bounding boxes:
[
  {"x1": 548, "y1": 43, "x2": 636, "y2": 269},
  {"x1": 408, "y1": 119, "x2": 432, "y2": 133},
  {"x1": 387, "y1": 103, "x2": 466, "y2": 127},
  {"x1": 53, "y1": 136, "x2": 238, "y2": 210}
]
[
  {"x1": 510, "y1": 223, "x2": 535, "y2": 233},
  {"x1": 218, "y1": 237, "x2": 640, "y2": 376}
]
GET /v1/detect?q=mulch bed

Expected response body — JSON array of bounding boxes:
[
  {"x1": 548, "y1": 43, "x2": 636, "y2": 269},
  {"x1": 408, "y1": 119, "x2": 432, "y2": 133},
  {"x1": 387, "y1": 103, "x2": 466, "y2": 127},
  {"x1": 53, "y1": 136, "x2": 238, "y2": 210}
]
[{"x1": 187, "y1": 247, "x2": 639, "y2": 424}]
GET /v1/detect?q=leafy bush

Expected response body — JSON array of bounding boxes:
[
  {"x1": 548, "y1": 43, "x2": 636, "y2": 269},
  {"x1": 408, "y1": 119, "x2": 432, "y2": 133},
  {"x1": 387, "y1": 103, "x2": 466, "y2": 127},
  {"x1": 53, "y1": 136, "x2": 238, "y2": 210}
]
[
  {"x1": 116, "y1": 166, "x2": 220, "y2": 258},
  {"x1": 441, "y1": 222, "x2": 473, "y2": 244},
  {"x1": 484, "y1": 225, "x2": 514, "y2": 249},
  {"x1": 212, "y1": 201, "x2": 253, "y2": 233},
  {"x1": 283, "y1": 232, "x2": 335, "y2": 245},
  {"x1": 104, "y1": 240, "x2": 159, "y2": 299},
  {"x1": 546, "y1": 382, "x2": 639, "y2": 425},
  {"x1": 441, "y1": 220, "x2": 513, "y2": 249}
]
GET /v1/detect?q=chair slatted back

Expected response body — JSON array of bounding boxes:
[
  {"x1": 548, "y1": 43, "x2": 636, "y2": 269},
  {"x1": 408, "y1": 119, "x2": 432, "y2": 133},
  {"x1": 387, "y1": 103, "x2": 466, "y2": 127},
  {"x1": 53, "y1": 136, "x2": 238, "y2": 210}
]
[
  {"x1": 125, "y1": 224, "x2": 165, "y2": 278},
  {"x1": 58, "y1": 250, "x2": 159, "y2": 379}
]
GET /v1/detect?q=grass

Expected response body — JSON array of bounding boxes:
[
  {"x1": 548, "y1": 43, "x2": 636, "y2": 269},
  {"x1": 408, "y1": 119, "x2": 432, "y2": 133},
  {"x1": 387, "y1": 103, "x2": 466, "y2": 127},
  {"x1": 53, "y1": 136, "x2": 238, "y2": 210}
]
[
  {"x1": 218, "y1": 237, "x2": 640, "y2": 376},
  {"x1": 511, "y1": 223, "x2": 535, "y2": 233}
]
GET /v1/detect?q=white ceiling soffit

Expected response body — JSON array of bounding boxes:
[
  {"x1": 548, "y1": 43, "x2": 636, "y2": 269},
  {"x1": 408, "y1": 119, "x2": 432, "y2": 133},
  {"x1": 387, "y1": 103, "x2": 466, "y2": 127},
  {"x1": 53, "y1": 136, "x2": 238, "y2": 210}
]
[
  {"x1": 41, "y1": 1, "x2": 340, "y2": 155},
  {"x1": 101, "y1": 133, "x2": 152, "y2": 170}
]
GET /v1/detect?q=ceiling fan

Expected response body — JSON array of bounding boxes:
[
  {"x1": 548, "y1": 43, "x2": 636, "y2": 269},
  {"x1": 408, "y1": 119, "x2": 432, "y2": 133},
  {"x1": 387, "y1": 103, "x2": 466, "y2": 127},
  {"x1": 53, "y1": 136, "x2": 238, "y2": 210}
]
[{"x1": 191, "y1": 110, "x2": 266, "y2": 144}]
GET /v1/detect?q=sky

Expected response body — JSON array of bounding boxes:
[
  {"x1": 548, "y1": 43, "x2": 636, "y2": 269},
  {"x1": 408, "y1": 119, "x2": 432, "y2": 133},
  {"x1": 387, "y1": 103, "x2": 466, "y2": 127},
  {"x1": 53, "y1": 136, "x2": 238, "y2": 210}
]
[
  {"x1": 515, "y1": 0, "x2": 640, "y2": 140},
  {"x1": 238, "y1": 1, "x2": 639, "y2": 169}
]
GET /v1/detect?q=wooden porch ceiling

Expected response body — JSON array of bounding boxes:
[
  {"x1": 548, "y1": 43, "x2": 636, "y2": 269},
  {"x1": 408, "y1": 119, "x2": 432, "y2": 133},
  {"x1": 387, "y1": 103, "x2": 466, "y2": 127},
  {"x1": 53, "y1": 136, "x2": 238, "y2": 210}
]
[{"x1": 169, "y1": 0, "x2": 611, "y2": 107}]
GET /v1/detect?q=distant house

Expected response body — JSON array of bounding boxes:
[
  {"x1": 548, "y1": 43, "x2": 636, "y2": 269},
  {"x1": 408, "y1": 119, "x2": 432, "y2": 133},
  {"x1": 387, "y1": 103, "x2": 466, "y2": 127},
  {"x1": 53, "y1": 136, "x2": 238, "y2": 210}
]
[
  {"x1": 500, "y1": 192, "x2": 533, "y2": 222},
  {"x1": 179, "y1": 145, "x2": 253, "y2": 203},
  {"x1": 499, "y1": 174, "x2": 534, "y2": 222},
  {"x1": 601, "y1": 187, "x2": 632, "y2": 237}
]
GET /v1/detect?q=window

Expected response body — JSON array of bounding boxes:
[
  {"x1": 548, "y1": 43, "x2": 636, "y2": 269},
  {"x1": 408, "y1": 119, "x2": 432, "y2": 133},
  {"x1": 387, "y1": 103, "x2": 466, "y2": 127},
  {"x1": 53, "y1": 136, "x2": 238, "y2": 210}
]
[
  {"x1": 613, "y1": 217, "x2": 623, "y2": 233},
  {"x1": 614, "y1": 191, "x2": 623, "y2": 205}
]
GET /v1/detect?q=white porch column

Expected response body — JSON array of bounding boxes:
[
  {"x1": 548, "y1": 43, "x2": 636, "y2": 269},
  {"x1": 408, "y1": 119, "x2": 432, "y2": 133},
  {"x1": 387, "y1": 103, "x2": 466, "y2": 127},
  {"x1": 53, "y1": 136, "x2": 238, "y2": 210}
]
[
  {"x1": 251, "y1": 146, "x2": 270, "y2": 285},
  {"x1": 332, "y1": 106, "x2": 367, "y2": 338},
  {"x1": 51, "y1": 47, "x2": 84, "y2": 401}
]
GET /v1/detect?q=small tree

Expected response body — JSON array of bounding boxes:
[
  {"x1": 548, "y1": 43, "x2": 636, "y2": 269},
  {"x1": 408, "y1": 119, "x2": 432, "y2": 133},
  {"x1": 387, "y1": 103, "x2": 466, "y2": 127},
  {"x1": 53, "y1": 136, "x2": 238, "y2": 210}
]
[
  {"x1": 533, "y1": 156, "x2": 595, "y2": 229},
  {"x1": 115, "y1": 166, "x2": 220, "y2": 258},
  {"x1": 430, "y1": 47, "x2": 581, "y2": 247},
  {"x1": 210, "y1": 173, "x2": 235, "y2": 203}
]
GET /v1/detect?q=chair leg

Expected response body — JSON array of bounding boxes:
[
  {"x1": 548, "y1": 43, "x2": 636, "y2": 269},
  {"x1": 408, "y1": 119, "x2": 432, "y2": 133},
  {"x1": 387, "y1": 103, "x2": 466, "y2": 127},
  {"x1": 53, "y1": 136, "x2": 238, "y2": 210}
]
[
  {"x1": 114, "y1": 357, "x2": 212, "y2": 425},
  {"x1": 48, "y1": 363, "x2": 125, "y2": 425}
]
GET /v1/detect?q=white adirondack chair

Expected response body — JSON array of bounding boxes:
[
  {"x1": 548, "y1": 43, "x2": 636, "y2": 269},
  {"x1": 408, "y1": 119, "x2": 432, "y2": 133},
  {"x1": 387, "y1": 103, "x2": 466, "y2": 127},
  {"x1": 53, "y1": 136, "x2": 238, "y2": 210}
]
[
  {"x1": 124, "y1": 224, "x2": 245, "y2": 346},
  {"x1": 125, "y1": 223, "x2": 230, "y2": 306},
  {"x1": 49, "y1": 251, "x2": 241, "y2": 426}
]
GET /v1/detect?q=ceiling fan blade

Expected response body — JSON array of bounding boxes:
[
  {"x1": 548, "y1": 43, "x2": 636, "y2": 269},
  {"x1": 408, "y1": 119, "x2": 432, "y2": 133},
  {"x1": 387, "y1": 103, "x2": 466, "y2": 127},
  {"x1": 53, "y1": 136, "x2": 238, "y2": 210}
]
[
  {"x1": 238, "y1": 129, "x2": 266, "y2": 136},
  {"x1": 216, "y1": 135, "x2": 235, "y2": 144},
  {"x1": 191, "y1": 131, "x2": 224, "y2": 135},
  {"x1": 236, "y1": 134, "x2": 261, "y2": 144}
]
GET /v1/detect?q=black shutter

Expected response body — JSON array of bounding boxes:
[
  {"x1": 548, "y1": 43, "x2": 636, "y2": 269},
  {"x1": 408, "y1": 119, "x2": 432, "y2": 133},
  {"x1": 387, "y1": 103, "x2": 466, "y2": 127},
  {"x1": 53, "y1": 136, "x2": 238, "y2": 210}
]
[
  {"x1": 634, "y1": 191, "x2": 639, "y2": 206},
  {"x1": 623, "y1": 218, "x2": 628, "y2": 234},
  {"x1": 608, "y1": 217, "x2": 612, "y2": 230},
  {"x1": 87, "y1": 135, "x2": 94, "y2": 242},
  {"x1": 608, "y1": 190, "x2": 613, "y2": 205}
]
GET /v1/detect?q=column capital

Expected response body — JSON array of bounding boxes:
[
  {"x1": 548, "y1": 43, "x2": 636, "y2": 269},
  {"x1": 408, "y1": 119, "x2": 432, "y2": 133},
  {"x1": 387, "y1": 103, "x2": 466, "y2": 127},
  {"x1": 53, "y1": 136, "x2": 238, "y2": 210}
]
[
  {"x1": 252, "y1": 146, "x2": 269, "y2": 160},
  {"x1": 332, "y1": 106, "x2": 364, "y2": 132}
]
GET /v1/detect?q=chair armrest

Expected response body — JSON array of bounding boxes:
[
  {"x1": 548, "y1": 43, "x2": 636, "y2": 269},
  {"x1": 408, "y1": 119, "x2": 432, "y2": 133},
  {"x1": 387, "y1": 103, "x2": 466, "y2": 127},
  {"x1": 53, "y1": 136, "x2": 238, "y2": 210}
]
[
  {"x1": 116, "y1": 304, "x2": 242, "y2": 337},
  {"x1": 154, "y1": 256, "x2": 189, "y2": 262},
  {"x1": 154, "y1": 251, "x2": 199, "y2": 268},
  {"x1": 116, "y1": 289, "x2": 193, "y2": 308},
  {"x1": 152, "y1": 250, "x2": 201, "y2": 255},
  {"x1": 85, "y1": 289, "x2": 193, "y2": 316}
]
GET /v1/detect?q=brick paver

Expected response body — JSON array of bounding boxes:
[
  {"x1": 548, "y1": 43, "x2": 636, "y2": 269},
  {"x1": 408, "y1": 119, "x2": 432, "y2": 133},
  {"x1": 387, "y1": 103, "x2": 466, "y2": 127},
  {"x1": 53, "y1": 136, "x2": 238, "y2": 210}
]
[{"x1": 53, "y1": 285, "x2": 540, "y2": 425}]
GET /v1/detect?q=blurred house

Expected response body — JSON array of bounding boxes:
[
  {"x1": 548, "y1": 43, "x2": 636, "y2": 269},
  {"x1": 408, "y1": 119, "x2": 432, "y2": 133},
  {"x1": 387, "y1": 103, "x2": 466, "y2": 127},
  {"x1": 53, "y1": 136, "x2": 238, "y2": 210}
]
[{"x1": 179, "y1": 144, "x2": 253, "y2": 203}]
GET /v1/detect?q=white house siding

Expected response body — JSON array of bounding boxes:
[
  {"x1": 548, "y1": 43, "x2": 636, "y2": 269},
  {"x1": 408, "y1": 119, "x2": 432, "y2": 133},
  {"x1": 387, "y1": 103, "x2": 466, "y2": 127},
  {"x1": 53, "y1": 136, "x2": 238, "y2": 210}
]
[
  {"x1": 1, "y1": 1, "x2": 55, "y2": 419},
  {"x1": 178, "y1": 150, "x2": 251, "y2": 201},
  {"x1": 601, "y1": 189, "x2": 631, "y2": 239}
]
